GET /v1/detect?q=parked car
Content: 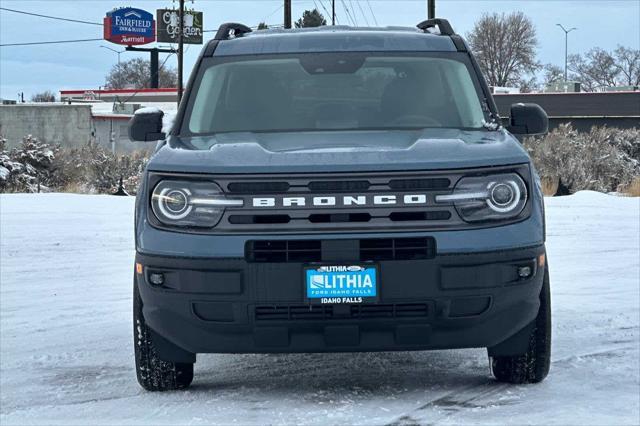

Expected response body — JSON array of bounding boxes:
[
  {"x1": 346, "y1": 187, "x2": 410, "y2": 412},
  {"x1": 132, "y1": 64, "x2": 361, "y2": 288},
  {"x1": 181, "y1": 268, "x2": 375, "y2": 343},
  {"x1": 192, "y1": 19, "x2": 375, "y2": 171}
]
[{"x1": 129, "y1": 19, "x2": 550, "y2": 391}]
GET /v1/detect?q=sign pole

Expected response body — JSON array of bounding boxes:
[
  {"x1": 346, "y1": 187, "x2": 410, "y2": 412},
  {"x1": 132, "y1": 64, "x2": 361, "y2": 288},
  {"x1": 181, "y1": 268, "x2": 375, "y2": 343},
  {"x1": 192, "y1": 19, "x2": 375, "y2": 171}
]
[
  {"x1": 177, "y1": 0, "x2": 185, "y2": 105},
  {"x1": 125, "y1": 46, "x2": 176, "y2": 89},
  {"x1": 150, "y1": 49, "x2": 159, "y2": 89}
]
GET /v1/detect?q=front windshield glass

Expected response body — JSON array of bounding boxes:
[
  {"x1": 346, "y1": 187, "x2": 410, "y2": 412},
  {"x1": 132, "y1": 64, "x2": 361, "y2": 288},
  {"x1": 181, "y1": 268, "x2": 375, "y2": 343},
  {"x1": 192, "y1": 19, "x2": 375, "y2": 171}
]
[{"x1": 185, "y1": 53, "x2": 487, "y2": 135}]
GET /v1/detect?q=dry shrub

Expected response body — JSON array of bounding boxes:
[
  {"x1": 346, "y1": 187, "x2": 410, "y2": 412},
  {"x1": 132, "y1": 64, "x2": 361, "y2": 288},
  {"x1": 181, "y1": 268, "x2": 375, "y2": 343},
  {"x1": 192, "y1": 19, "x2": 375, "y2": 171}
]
[
  {"x1": 1, "y1": 136, "x2": 148, "y2": 194},
  {"x1": 524, "y1": 124, "x2": 640, "y2": 194},
  {"x1": 51, "y1": 144, "x2": 148, "y2": 194},
  {"x1": 620, "y1": 176, "x2": 640, "y2": 197},
  {"x1": 540, "y1": 176, "x2": 559, "y2": 196}
]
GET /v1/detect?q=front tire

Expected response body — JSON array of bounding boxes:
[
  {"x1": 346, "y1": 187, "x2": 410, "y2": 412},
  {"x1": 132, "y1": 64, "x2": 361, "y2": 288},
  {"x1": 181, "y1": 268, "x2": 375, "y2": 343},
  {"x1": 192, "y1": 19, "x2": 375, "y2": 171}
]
[
  {"x1": 490, "y1": 262, "x2": 551, "y2": 384},
  {"x1": 133, "y1": 277, "x2": 194, "y2": 391}
]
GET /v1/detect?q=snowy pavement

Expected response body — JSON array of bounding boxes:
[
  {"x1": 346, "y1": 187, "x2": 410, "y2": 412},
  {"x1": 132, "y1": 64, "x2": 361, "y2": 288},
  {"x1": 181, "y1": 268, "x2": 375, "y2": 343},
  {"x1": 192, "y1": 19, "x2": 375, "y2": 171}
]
[{"x1": 1, "y1": 192, "x2": 639, "y2": 425}]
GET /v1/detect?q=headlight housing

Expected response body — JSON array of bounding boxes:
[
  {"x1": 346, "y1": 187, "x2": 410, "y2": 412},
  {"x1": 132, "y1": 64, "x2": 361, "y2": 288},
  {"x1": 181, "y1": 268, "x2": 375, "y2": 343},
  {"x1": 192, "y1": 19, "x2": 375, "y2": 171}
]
[
  {"x1": 435, "y1": 173, "x2": 528, "y2": 222},
  {"x1": 151, "y1": 180, "x2": 243, "y2": 228}
]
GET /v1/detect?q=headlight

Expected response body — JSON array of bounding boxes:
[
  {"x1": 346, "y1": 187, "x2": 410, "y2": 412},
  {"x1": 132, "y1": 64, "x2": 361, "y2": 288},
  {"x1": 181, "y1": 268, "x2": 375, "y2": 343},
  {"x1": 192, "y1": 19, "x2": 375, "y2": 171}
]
[
  {"x1": 151, "y1": 180, "x2": 243, "y2": 228},
  {"x1": 435, "y1": 173, "x2": 527, "y2": 222}
]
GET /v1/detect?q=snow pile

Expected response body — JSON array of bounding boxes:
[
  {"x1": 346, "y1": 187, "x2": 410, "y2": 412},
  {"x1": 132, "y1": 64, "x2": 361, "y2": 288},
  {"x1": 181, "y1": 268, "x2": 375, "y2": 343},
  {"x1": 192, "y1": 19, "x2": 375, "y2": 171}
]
[{"x1": 0, "y1": 192, "x2": 638, "y2": 425}]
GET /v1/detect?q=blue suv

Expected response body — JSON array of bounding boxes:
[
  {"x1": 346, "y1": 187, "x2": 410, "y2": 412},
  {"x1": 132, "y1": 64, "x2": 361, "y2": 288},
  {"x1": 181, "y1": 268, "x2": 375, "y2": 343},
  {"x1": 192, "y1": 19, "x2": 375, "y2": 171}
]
[{"x1": 129, "y1": 19, "x2": 551, "y2": 391}]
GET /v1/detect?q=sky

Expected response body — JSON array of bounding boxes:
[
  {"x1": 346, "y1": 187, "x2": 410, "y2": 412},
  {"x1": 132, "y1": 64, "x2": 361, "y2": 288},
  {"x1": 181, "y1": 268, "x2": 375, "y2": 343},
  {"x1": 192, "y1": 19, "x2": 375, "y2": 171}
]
[{"x1": 1, "y1": 0, "x2": 639, "y2": 100}]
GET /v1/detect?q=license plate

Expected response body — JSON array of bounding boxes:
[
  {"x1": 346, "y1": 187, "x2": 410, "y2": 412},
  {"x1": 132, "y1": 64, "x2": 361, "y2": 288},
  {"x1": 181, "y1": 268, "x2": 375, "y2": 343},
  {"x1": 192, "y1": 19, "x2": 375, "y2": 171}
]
[{"x1": 304, "y1": 264, "x2": 378, "y2": 304}]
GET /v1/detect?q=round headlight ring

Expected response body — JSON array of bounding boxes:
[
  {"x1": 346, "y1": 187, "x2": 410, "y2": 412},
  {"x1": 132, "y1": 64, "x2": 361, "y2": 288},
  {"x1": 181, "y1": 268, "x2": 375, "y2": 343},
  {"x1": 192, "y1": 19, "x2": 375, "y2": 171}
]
[
  {"x1": 486, "y1": 180, "x2": 521, "y2": 213},
  {"x1": 156, "y1": 187, "x2": 193, "y2": 220}
]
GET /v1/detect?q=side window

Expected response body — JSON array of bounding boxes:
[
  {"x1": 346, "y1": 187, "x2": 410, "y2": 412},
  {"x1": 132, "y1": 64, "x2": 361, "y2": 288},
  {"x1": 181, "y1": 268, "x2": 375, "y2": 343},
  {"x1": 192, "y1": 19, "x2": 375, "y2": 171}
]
[
  {"x1": 441, "y1": 61, "x2": 485, "y2": 128},
  {"x1": 189, "y1": 66, "x2": 228, "y2": 133}
]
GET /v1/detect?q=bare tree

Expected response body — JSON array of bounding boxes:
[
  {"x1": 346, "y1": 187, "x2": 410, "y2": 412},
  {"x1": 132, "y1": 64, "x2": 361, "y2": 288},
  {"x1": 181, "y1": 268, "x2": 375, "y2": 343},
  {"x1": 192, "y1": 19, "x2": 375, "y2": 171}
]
[
  {"x1": 568, "y1": 48, "x2": 618, "y2": 91},
  {"x1": 105, "y1": 58, "x2": 178, "y2": 90},
  {"x1": 612, "y1": 46, "x2": 640, "y2": 87},
  {"x1": 541, "y1": 64, "x2": 565, "y2": 87},
  {"x1": 31, "y1": 90, "x2": 56, "y2": 102},
  {"x1": 295, "y1": 9, "x2": 327, "y2": 28},
  {"x1": 466, "y1": 12, "x2": 540, "y2": 88}
]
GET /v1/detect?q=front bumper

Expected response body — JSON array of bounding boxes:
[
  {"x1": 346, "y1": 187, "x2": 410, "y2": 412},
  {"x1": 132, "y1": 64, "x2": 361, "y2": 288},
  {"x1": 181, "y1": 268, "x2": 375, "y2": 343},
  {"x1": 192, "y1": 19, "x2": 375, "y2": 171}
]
[{"x1": 136, "y1": 244, "x2": 545, "y2": 360}]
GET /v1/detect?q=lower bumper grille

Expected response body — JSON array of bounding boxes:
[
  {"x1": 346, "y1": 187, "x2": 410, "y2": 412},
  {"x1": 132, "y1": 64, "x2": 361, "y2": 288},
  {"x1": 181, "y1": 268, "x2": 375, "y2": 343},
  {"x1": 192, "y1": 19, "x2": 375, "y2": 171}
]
[{"x1": 254, "y1": 303, "x2": 429, "y2": 322}]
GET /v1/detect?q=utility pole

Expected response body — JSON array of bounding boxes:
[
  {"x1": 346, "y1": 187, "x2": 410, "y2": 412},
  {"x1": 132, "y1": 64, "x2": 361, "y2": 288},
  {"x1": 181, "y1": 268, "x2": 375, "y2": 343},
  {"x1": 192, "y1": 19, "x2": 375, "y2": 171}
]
[
  {"x1": 284, "y1": 0, "x2": 292, "y2": 29},
  {"x1": 332, "y1": 0, "x2": 335, "y2": 25},
  {"x1": 427, "y1": 0, "x2": 435, "y2": 19},
  {"x1": 177, "y1": 0, "x2": 185, "y2": 105},
  {"x1": 556, "y1": 24, "x2": 577, "y2": 82}
]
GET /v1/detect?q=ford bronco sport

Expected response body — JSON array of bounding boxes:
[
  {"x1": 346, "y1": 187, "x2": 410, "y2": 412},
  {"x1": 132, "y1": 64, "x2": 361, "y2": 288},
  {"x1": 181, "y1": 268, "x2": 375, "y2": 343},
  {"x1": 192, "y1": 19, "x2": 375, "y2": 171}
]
[{"x1": 129, "y1": 19, "x2": 551, "y2": 391}]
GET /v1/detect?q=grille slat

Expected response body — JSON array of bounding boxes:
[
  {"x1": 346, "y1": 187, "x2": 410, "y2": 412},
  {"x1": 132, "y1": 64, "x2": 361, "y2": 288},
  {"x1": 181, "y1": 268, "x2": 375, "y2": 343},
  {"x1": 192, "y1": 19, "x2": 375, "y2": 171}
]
[
  {"x1": 388, "y1": 178, "x2": 451, "y2": 190},
  {"x1": 254, "y1": 303, "x2": 429, "y2": 321},
  {"x1": 227, "y1": 182, "x2": 290, "y2": 193},
  {"x1": 308, "y1": 180, "x2": 371, "y2": 192},
  {"x1": 246, "y1": 237, "x2": 435, "y2": 263}
]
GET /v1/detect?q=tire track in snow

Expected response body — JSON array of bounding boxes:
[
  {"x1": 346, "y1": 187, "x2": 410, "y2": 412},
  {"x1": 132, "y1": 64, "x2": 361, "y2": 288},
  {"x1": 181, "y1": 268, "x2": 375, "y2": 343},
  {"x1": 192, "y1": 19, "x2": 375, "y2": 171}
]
[{"x1": 385, "y1": 344, "x2": 638, "y2": 426}]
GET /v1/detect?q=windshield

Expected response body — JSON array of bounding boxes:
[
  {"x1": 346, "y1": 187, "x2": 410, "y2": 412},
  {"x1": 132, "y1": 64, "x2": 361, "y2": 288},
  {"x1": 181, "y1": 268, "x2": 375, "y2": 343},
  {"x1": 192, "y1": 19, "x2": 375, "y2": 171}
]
[{"x1": 184, "y1": 53, "x2": 488, "y2": 135}]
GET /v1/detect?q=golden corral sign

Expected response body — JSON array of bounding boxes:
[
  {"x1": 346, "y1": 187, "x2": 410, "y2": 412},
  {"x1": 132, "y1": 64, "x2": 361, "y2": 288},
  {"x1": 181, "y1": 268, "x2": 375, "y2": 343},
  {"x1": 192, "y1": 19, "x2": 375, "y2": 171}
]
[{"x1": 156, "y1": 9, "x2": 203, "y2": 45}]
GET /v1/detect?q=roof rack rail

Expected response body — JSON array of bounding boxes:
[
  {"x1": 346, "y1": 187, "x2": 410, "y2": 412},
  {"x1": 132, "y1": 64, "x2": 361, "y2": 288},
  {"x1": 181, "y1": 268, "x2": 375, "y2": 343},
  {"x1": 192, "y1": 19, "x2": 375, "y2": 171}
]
[
  {"x1": 214, "y1": 23, "x2": 252, "y2": 41},
  {"x1": 416, "y1": 18, "x2": 455, "y2": 36}
]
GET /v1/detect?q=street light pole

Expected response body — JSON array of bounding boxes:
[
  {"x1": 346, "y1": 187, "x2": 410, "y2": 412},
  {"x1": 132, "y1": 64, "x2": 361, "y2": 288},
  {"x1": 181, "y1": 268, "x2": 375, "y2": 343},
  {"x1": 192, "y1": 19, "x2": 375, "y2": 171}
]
[
  {"x1": 100, "y1": 45, "x2": 124, "y2": 64},
  {"x1": 556, "y1": 24, "x2": 577, "y2": 82}
]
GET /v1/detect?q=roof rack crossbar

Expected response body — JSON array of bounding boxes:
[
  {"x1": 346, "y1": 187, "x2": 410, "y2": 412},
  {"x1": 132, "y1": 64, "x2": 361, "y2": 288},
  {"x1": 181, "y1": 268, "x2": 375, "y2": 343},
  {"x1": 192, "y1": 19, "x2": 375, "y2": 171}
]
[
  {"x1": 416, "y1": 18, "x2": 455, "y2": 36},
  {"x1": 214, "y1": 23, "x2": 252, "y2": 41}
]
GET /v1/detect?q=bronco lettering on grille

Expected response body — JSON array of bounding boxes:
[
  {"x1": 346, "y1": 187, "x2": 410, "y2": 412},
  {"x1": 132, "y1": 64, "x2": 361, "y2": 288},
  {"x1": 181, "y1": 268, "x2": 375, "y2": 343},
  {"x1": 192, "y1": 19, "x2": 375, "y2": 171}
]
[{"x1": 252, "y1": 194, "x2": 430, "y2": 208}]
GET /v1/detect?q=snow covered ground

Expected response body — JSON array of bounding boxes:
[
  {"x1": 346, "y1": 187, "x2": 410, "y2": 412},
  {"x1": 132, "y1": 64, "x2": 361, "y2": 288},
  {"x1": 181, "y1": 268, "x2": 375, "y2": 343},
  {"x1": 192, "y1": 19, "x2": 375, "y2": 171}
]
[{"x1": 1, "y1": 192, "x2": 638, "y2": 425}]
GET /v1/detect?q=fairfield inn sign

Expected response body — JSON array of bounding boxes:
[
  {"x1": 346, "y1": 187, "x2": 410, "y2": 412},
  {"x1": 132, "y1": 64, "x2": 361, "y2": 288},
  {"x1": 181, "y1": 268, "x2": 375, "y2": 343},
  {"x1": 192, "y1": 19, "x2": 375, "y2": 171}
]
[{"x1": 103, "y1": 7, "x2": 155, "y2": 45}]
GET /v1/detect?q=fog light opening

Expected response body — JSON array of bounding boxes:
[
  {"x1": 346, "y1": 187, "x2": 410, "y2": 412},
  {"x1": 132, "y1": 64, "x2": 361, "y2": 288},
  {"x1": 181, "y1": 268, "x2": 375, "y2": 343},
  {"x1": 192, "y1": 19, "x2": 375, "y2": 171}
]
[
  {"x1": 517, "y1": 266, "x2": 533, "y2": 279},
  {"x1": 148, "y1": 272, "x2": 165, "y2": 286}
]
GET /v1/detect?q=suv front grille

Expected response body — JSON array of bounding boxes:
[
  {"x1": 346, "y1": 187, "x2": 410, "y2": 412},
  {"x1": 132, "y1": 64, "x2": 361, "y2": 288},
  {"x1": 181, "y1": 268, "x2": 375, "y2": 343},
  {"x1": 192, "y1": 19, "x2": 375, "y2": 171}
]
[
  {"x1": 245, "y1": 237, "x2": 436, "y2": 263},
  {"x1": 254, "y1": 303, "x2": 430, "y2": 322},
  {"x1": 211, "y1": 170, "x2": 463, "y2": 233}
]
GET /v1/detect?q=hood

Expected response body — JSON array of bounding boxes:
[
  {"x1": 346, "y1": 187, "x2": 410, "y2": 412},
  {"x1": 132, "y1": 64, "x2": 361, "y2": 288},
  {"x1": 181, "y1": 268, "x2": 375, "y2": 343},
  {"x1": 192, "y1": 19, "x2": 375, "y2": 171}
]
[{"x1": 146, "y1": 128, "x2": 531, "y2": 174}]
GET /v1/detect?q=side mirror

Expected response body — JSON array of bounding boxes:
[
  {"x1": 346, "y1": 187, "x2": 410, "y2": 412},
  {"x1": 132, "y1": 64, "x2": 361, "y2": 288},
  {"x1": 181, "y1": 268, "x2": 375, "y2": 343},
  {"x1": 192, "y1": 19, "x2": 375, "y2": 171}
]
[
  {"x1": 508, "y1": 103, "x2": 548, "y2": 136},
  {"x1": 128, "y1": 109, "x2": 165, "y2": 142}
]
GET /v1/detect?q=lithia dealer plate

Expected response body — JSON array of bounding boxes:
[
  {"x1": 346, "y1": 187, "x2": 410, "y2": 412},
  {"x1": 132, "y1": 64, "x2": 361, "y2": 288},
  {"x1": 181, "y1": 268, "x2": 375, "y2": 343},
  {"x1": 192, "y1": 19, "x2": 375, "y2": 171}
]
[{"x1": 304, "y1": 264, "x2": 378, "y2": 304}]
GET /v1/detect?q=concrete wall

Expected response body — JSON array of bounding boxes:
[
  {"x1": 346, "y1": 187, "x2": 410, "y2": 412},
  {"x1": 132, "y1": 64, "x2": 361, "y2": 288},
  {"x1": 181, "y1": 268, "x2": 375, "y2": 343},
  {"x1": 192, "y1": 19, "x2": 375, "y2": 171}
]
[
  {"x1": 0, "y1": 104, "x2": 94, "y2": 148},
  {"x1": 93, "y1": 117, "x2": 145, "y2": 153}
]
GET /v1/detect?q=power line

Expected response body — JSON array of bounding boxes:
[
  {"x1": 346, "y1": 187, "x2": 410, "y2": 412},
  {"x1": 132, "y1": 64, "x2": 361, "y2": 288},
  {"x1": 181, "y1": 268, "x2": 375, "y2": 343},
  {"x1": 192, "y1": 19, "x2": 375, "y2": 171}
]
[
  {"x1": 339, "y1": 0, "x2": 356, "y2": 26},
  {"x1": 261, "y1": 3, "x2": 284, "y2": 24},
  {"x1": 0, "y1": 38, "x2": 103, "y2": 47},
  {"x1": 355, "y1": 0, "x2": 370, "y2": 26},
  {"x1": 348, "y1": 0, "x2": 359, "y2": 25},
  {"x1": 315, "y1": 0, "x2": 333, "y2": 24},
  {"x1": 365, "y1": 0, "x2": 379, "y2": 26},
  {"x1": 0, "y1": 7, "x2": 101, "y2": 25}
]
